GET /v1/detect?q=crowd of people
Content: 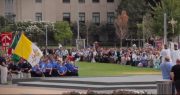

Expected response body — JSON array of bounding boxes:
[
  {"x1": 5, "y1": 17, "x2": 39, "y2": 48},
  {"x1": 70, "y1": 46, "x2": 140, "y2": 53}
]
[
  {"x1": 8, "y1": 54, "x2": 78, "y2": 79},
  {"x1": 0, "y1": 51, "x2": 79, "y2": 84},
  {"x1": 46, "y1": 45, "x2": 161, "y2": 69},
  {"x1": 1, "y1": 42, "x2": 180, "y2": 94}
]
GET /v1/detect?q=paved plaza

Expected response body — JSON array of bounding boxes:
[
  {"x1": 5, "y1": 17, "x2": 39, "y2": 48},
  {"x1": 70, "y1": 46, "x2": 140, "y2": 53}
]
[{"x1": 0, "y1": 75, "x2": 161, "y2": 94}]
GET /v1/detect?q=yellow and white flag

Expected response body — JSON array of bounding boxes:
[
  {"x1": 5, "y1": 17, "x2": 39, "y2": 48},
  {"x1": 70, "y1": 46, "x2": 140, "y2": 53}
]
[{"x1": 13, "y1": 33, "x2": 43, "y2": 67}]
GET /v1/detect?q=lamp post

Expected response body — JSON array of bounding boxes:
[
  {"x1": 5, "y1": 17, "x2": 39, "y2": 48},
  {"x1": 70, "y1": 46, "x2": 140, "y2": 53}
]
[
  {"x1": 164, "y1": 13, "x2": 167, "y2": 44},
  {"x1": 76, "y1": 3, "x2": 80, "y2": 50},
  {"x1": 86, "y1": 20, "x2": 89, "y2": 47},
  {"x1": 45, "y1": 24, "x2": 48, "y2": 55}
]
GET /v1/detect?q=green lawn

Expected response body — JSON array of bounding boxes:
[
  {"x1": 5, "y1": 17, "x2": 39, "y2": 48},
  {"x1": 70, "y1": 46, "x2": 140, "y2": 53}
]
[{"x1": 76, "y1": 62, "x2": 160, "y2": 77}]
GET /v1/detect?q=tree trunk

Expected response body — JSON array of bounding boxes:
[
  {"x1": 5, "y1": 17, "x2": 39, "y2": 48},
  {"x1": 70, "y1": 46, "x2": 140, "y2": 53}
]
[
  {"x1": 120, "y1": 38, "x2": 122, "y2": 48},
  {"x1": 138, "y1": 37, "x2": 140, "y2": 48}
]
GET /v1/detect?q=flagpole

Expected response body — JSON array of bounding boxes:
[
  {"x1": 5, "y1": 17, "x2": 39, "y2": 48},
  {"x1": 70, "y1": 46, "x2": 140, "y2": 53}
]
[
  {"x1": 164, "y1": 13, "x2": 167, "y2": 44},
  {"x1": 45, "y1": 24, "x2": 48, "y2": 55}
]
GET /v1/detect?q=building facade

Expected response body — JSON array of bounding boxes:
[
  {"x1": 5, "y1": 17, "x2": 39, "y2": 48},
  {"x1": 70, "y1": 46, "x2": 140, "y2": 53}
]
[{"x1": 0, "y1": 0, "x2": 120, "y2": 24}]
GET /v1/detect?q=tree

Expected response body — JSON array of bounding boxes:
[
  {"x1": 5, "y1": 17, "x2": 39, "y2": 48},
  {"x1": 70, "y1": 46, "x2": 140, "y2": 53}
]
[
  {"x1": 149, "y1": 0, "x2": 180, "y2": 40},
  {"x1": 117, "y1": 0, "x2": 149, "y2": 47},
  {"x1": 0, "y1": 16, "x2": 13, "y2": 32},
  {"x1": 54, "y1": 21, "x2": 73, "y2": 45},
  {"x1": 115, "y1": 10, "x2": 129, "y2": 47},
  {"x1": 72, "y1": 22, "x2": 87, "y2": 39}
]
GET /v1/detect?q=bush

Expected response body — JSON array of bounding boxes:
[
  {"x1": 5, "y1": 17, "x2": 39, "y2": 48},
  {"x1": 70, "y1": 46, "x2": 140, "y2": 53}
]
[{"x1": 62, "y1": 89, "x2": 148, "y2": 95}]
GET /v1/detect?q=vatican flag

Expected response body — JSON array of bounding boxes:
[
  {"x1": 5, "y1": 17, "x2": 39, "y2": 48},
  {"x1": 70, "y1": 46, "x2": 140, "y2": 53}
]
[{"x1": 13, "y1": 33, "x2": 43, "y2": 67}]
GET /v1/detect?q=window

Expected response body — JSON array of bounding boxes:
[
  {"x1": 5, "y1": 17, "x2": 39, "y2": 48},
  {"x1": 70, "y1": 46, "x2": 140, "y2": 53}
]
[
  {"x1": 107, "y1": 12, "x2": 114, "y2": 24},
  {"x1": 79, "y1": 12, "x2": 85, "y2": 23},
  {"x1": 92, "y1": 0, "x2": 99, "y2": 3},
  {"x1": 92, "y1": 12, "x2": 100, "y2": 25},
  {"x1": 63, "y1": 0, "x2": 70, "y2": 3},
  {"x1": 79, "y1": 0, "x2": 85, "y2": 3},
  {"x1": 5, "y1": 0, "x2": 13, "y2": 12},
  {"x1": 35, "y1": 12, "x2": 42, "y2": 21},
  {"x1": 107, "y1": 0, "x2": 114, "y2": 3},
  {"x1": 63, "y1": 13, "x2": 71, "y2": 22},
  {"x1": 5, "y1": 12, "x2": 16, "y2": 22},
  {"x1": 35, "y1": 0, "x2": 42, "y2": 3}
]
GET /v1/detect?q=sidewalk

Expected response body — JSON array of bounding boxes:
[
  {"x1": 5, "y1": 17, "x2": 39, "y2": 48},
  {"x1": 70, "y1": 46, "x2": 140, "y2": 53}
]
[
  {"x1": 0, "y1": 75, "x2": 162, "y2": 94},
  {"x1": 0, "y1": 85, "x2": 86, "y2": 94}
]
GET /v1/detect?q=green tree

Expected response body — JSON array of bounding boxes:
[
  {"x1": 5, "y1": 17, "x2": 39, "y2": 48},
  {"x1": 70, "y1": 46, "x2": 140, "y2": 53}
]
[
  {"x1": 150, "y1": 0, "x2": 180, "y2": 39},
  {"x1": 54, "y1": 21, "x2": 73, "y2": 45},
  {"x1": 0, "y1": 16, "x2": 13, "y2": 32}
]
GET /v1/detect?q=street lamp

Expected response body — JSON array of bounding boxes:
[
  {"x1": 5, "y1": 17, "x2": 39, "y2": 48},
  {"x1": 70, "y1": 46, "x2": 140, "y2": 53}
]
[
  {"x1": 76, "y1": 3, "x2": 80, "y2": 50},
  {"x1": 45, "y1": 24, "x2": 48, "y2": 55},
  {"x1": 164, "y1": 13, "x2": 167, "y2": 44},
  {"x1": 86, "y1": 20, "x2": 90, "y2": 47}
]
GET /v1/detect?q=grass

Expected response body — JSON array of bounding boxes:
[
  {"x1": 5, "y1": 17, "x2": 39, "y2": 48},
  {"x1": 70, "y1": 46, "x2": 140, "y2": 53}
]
[{"x1": 76, "y1": 62, "x2": 160, "y2": 77}]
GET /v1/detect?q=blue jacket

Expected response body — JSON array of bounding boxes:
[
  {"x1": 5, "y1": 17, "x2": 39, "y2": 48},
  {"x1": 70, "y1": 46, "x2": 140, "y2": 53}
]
[
  {"x1": 65, "y1": 63, "x2": 78, "y2": 72},
  {"x1": 58, "y1": 65, "x2": 67, "y2": 74}
]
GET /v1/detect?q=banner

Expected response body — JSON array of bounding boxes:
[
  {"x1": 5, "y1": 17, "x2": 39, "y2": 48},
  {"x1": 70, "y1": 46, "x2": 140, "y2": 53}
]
[{"x1": 0, "y1": 32, "x2": 13, "y2": 53}]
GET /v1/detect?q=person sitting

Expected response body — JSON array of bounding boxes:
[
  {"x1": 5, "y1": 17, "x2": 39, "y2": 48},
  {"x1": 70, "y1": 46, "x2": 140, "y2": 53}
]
[
  {"x1": 44, "y1": 58, "x2": 52, "y2": 77},
  {"x1": 64, "y1": 59, "x2": 78, "y2": 76},
  {"x1": 57, "y1": 60, "x2": 67, "y2": 76},
  {"x1": 31, "y1": 64, "x2": 42, "y2": 77},
  {"x1": 49, "y1": 55, "x2": 59, "y2": 77},
  {"x1": 8, "y1": 61, "x2": 20, "y2": 79},
  {"x1": 153, "y1": 55, "x2": 161, "y2": 69},
  {"x1": 18, "y1": 58, "x2": 32, "y2": 78},
  {"x1": 39, "y1": 58, "x2": 46, "y2": 77},
  {"x1": 140, "y1": 53, "x2": 148, "y2": 67}
]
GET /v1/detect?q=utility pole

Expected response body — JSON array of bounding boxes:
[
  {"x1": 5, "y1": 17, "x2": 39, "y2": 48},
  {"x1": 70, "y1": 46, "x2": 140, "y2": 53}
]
[
  {"x1": 86, "y1": 20, "x2": 89, "y2": 47},
  {"x1": 45, "y1": 24, "x2": 48, "y2": 55},
  {"x1": 76, "y1": 3, "x2": 80, "y2": 50},
  {"x1": 164, "y1": 13, "x2": 167, "y2": 45},
  {"x1": 142, "y1": 16, "x2": 145, "y2": 48}
]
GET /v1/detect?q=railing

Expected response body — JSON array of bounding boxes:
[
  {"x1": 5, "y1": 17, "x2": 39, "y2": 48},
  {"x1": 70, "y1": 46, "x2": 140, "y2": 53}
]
[{"x1": 157, "y1": 80, "x2": 175, "y2": 95}]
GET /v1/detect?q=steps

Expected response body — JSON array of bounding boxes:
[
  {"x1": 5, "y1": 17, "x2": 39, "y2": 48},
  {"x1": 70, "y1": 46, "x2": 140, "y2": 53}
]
[
  {"x1": 17, "y1": 81, "x2": 156, "y2": 90},
  {"x1": 12, "y1": 75, "x2": 161, "y2": 94}
]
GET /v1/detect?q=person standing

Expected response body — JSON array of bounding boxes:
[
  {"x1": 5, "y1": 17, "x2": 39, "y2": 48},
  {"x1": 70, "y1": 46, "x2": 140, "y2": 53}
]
[
  {"x1": 160, "y1": 44, "x2": 171, "y2": 63},
  {"x1": 0, "y1": 55, "x2": 8, "y2": 84},
  {"x1": 30, "y1": 64, "x2": 42, "y2": 77},
  {"x1": 160, "y1": 56, "x2": 173, "y2": 80},
  {"x1": 171, "y1": 44, "x2": 180, "y2": 66},
  {"x1": 171, "y1": 59, "x2": 180, "y2": 95}
]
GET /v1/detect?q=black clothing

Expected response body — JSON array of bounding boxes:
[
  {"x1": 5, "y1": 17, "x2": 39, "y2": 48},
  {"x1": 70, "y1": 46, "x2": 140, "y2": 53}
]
[
  {"x1": 0, "y1": 57, "x2": 6, "y2": 66},
  {"x1": 8, "y1": 63, "x2": 20, "y2": 74},
  {"x1": 18, "y1": 61, "x2": 32, "y2": 73},
  {"x1": 174, "y1": 80, "x2": 180, "y2": 91},
  {"x1": 171, "y1": 65, "x2": 180, "y2": 92},
  {"x1": 171, "y1": 65, "x2": 180, "y2": 81},
  {"x1": 31, "y1": 71, "x2": 42, "y2": 77},
  {"x1": 51, "y1": 69, "x2": 59, "y2": 77}
]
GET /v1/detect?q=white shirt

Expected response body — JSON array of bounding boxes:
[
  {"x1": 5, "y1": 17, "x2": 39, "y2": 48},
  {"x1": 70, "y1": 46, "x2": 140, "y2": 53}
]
[
  {"x1": 171, "y1": 49, "x2": 180, "y2": 65},
  {"x1": 132, "y1": 53, "x2": 137, "y2": 61},
  {"x1": 160, "y1": 48, "x2": 171, "y2": 63}
]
